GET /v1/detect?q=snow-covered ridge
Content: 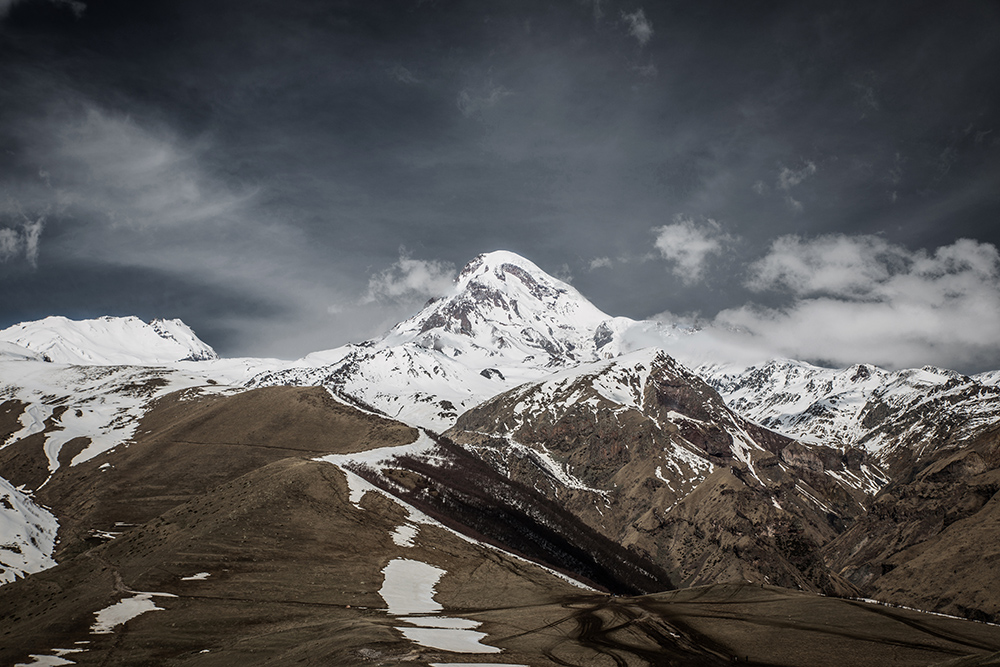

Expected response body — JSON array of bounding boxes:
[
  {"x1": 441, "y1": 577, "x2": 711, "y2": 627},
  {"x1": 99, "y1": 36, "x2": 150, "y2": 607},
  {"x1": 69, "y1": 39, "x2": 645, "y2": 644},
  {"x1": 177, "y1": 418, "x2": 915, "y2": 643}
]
[
  {"x1": 3, "y1": 251, "x2": 999, "y2": 472},
  {"x1": 0, "y1": 342, "x2": 44, "y2": 362},
  {"x1": 699, "y1": 358, "x2": 1000, "y2": 461},
  {"x1": 0, "y1": 363, "x2": 244, "y2": 486},
  {"x1": 0, "y1": 316, "x2": 218, "y2": 366}
]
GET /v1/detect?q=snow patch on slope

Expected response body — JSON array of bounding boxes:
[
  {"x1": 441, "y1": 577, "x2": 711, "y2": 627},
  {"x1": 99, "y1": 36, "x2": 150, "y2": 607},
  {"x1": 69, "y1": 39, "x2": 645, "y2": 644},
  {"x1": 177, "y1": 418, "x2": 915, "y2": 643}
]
[
  {"x1": 90, "y1": 591, "x2": 176, "y2": 634},
  {"x1": 381, "y1": 558, "x2": 501, "y2": 654},
  {"x1": 0, "y1": 476, "x2": 58, "y2": 583},
  {"x1": 0, "y1": 361, "x2": 256, "y2": 485}
]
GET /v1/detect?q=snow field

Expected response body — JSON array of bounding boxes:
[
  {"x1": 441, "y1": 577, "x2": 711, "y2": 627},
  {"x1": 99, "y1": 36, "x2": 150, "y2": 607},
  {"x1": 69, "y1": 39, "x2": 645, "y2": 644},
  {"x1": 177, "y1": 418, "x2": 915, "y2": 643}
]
[{"x1": 380, "y1": 557, "x2": 501, "y2": 654}]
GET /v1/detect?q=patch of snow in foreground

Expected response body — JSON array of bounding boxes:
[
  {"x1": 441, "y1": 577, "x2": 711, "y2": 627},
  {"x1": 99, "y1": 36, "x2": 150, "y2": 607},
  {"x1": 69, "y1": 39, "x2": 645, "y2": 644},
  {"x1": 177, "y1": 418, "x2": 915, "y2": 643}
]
[
  {"x1": 14, "y1": 649, "x2": 85, "y2": 667},
  {"x1": 380, "y1": 558, "x2": 445, "y2": 616},
  {"x1": 180, "y1": 571, "x2": 211, "y2": 581},
  {"x1": 380, "y1": 557, "x2": 502, "y2": 654},
  {"x1": 391, "y1": 523, "x2": 418, "y2": 547},
  {"x1": 396, "y1": 626, "x2": 501, "y2": 654},
  {"x1": 430, "y1": 664, "x2": 528, "y2": 667},
  {"x1": 91, "y1": 592, "x2": 176, "y2": 634}
]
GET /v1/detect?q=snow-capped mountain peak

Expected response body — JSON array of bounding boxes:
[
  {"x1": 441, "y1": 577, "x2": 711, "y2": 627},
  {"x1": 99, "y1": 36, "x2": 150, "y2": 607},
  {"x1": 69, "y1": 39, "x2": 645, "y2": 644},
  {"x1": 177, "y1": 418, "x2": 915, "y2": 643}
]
[
  {"x1": 0, "y1": 315, "x2": 218, "y2": 366},
  {"x1": 249, "y1": 250, "x2": 646, "y2": 430},
  {"x1": 380, "y1": 250, "x2": 623, "y2": 366}
]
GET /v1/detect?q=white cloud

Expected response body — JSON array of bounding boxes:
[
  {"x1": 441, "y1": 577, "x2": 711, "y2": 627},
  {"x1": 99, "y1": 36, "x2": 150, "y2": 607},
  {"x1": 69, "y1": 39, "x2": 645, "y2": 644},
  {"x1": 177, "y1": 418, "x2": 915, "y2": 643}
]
[
  {"x1": 621, "y1": 8, "x2": 653, "y2": 46},
  {"x1": 714, "y1": 235, "x2": 1000, "y2": 371},
  {"x1": 777, "y1": 161, "x2": 816, "y2": 190},
  {"x1": 0, "y1": 228, "x2": 19, "y2": 259},
  {"x1": 589, "y1": 256, "x2": 613, "y2": 270},
  {"x1": 554, "y1": 263, "x2": 574, "y2": 283},
  {"x1": 43, "y1": 107, "x2": 254, "y2": 229},
  {"x1": 7, "y1": 103, "x2": 259, "y2": 275},
  {"x1": 363, "y1": 249, "x2": 457, "y2": 304},
  {"x1": 22, "y1": 216, "x2": 42, "y2": 266},
  {"x1": 0, "y1": 208, "x2": 44, "y2": 267},
  {"x1": 456, "y1": 83, "x2": 513, "y2": 118},
  {"x1": 652, "y1": 215, "x2": 731, "y2": 284},
  {"x1": 744, "y1": 234, "x2": 905, "y2": 297}
]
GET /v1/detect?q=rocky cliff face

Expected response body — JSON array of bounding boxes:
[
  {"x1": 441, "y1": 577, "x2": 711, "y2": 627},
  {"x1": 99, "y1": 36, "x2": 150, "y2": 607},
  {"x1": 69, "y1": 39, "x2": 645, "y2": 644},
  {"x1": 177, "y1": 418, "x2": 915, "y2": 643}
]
[
  {"x1": 445, "y1": 348, "x2": 875, "y2": 595},
  {"x1": 822, "y1": 423, "x2": 1000, "y2": 622}
]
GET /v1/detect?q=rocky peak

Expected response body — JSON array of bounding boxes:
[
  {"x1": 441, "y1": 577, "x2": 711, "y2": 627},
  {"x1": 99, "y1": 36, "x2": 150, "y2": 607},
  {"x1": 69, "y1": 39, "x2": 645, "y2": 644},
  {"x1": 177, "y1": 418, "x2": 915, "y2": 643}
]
[{"x1": 380, "y1": 251, "x2": 618, "y2": 366}]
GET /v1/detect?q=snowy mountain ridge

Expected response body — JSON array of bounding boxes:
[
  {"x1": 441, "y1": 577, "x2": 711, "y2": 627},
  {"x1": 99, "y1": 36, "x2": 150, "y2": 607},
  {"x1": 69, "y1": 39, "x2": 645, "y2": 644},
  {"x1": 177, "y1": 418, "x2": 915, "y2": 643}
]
[
  {"x1": 699, "y1": 358, "x2": 1000, "y2": 468},
  {"x1": 1, "y1": 252, "x2": 997, "y2": 464},
  {"x1": 246, "y1": 250, "x2": 1000, "y2": 453},
  {"x1": 0, "y1": 315, "x2": 218, "y2": 366}
]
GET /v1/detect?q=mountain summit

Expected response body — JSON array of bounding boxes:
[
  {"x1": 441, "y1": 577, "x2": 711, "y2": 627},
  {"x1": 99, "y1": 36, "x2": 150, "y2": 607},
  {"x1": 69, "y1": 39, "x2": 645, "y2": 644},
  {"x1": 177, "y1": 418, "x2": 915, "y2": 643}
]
[
  {"x1": 379, "y1": 250, "x2": 629, "y2": 366},
  {"x1": 250, "y1": 251, "x2": 642, "y2": 429}
]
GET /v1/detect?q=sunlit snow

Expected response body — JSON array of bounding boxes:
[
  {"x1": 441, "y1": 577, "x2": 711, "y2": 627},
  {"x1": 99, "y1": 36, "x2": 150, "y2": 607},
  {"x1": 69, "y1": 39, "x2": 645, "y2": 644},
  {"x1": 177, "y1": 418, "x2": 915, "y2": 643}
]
[
  {"x1": 380, "y1": 557, "x2": 502, "y2": 654},
  {"x1": 90, "y1": 592, "x2": 176, "y2": 634}
]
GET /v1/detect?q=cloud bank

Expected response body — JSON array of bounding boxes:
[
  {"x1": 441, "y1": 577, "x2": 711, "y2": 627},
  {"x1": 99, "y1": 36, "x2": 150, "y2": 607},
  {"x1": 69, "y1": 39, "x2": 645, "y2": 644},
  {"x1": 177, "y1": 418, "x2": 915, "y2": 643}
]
[{"x1": 712, "y1": 235, "x2": 1000, "y2": 371}]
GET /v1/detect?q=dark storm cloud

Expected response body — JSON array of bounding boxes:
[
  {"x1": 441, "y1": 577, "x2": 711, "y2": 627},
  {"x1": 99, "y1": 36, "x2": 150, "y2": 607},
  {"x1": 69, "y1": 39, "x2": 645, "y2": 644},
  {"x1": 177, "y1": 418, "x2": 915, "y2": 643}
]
[{"x1": 1, "y1": 0, "x2": 999, "y2": 369}]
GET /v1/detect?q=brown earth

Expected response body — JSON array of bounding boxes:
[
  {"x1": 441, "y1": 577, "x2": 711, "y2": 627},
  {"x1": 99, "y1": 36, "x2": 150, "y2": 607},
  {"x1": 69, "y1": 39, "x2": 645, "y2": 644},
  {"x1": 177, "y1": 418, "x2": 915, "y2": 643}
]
[
  {"x1": 4, "y1": 383, "x2": 1000, "y2": 665},
  {"x1": 0, "y1": 457, "x2": 584, "y2": 666},
  {"x1": 5, "y1": 455, "x2": 1000, "y2": 666},
  {"x1": 32, "y1": 385, "x2": 418, "y2": 558}
]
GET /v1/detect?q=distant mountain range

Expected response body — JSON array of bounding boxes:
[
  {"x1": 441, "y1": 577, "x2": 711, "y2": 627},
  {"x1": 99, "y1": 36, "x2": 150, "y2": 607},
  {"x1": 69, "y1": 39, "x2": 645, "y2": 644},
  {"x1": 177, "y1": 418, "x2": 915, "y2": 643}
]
[
  {"x1": 2, "y1": 251, "x2": 1000, "y2": 666},
  {"x1": 0, "y1": 315, "x2": 218, "y2": 365}
]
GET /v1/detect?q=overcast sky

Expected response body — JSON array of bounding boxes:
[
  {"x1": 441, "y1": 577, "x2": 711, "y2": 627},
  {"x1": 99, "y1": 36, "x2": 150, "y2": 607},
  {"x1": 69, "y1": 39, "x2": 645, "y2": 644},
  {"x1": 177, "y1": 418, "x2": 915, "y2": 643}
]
[{"x1": 1, "y1": 0, "x2": 999, "y2": 372}]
